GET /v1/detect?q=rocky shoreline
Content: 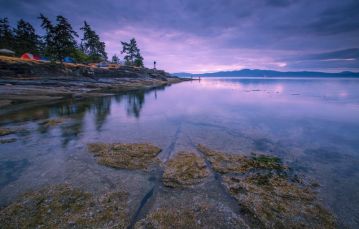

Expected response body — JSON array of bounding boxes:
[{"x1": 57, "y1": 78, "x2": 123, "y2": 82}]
[{"x1": 0, "y1": 56, "x2": 190, "y2": 116}]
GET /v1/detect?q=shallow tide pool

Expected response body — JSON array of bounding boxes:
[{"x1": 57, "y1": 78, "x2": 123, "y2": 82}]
[{"x1": 1, "y1": 77, "x2": 359, "y2": 228}]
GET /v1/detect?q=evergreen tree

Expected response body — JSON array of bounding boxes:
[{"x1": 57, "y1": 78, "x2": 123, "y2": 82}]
[
  {"x1": 54, "y1": 16, "x2": 78, "y2": 62},
  {"x1": 0, "y1": 17, "x2": 14, "y2": 50},
  {"x1": 38, "y1": 14, "x2": 78, "y2": 62},
  {"x1": 14, "y1": 19, "x2": 40, "y2": 55},
  {"x1": 121, "y1": 38, "x2": 144, "y2": 67},
  {"x1": 134, "y1": 52, "x2": 144, "y2": 67},
  {"x1": 80, "y1": 21, "x2": 107, "y2": 62},
  {"x1": 38, "y1": 14, "x2": 56, "y2": 60},
  {"x1": 72, "y1": 48, "x2": 90, "y2": 63},
  {"x1": 111, "y1": 54, "x2": 119, "y2": 63}
]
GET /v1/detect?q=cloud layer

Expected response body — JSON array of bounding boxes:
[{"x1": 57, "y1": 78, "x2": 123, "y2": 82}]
[{"x1": 1, "y1": 0, "x2": 358, "y2": 72}]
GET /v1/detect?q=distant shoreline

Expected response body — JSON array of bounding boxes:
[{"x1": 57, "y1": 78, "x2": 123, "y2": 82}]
[{"x1": 173, "y1": 69, "x2": 359, "y2": 78}]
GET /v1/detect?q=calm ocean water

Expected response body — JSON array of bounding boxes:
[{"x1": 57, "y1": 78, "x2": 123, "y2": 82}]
[{"x1": 1, "y1": 77, "x2": 358, "y2": 227}]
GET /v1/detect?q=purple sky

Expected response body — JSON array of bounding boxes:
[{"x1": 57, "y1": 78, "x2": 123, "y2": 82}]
[{"x1": 1, "y1": 0, "x2": 359, "y2": 73}]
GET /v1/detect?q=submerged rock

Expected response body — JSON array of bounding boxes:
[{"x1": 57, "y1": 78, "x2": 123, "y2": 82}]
[
  {"x1": 222, "y1": 174, "x2": 336, "y2": 228},
  {"x1": 197, "y1": 144, "x2": 336, "y2": 229},
  {"x1": 88, "y1": 143, "x2": 161, "y2": 170},
  {"x1": 39, "y1": 118, "x2": 64, "y2": 128},
  {"x1": 135, "y1": 202, "x2": 248, "y2": 229},
  {"x1": 0, "y1": 138, "x2": 16, "y2": 144},
  {"x1": 162, "y1": 151, "x2": 209, "y2": 188},
  {"x1": 0, "y1": 185, "x2": 130, "y2": 228},
  {"x1": 0, "y1": 128, "x2": 15, "y2": 137},
  {"x1": 197, "y1": 144, "x2": 286, "y2": 174}
]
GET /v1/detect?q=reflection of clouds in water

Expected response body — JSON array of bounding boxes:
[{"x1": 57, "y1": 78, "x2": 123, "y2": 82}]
[
  {"x1": 339, "y1": 91, "x2": 348, "y2": 98},
  {"x1": 200, "y1": 78, "x2": 287, "y2": 95},
  {"x1": 1, "y1": 78, "x2": 359, "y2": 228},
  {"x1": 199, "y1": 79, "x2": 244, "y2": 90},
  {"x1": 274, "y1": 84, "x2": 284, "y2": 93}
]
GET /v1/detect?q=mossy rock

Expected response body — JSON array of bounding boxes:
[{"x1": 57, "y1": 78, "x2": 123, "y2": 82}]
[
  {"x1": 162, "y1": 151, "x2": 209, "y2": 188},
  {"x1": 39, "y1": 118, "x2": 64, "y2": 128},
  {"x1": 88, "y1": 143, "x2": 161, "y2": 170},
  {"x1": 0, "y1": 138, "x2": 17, "y2": 144},
  {"x1": 0, "y1": 185, "x2": 130, "y2": 228},
  {"x1": 0, "y1": 128, "x2": 15, "y2": 137},
  {"x1": 197, "y1": 144, "x2": 337, "y2": 229},
  {"x1": 197, "y1": 144, "x2": 286, "y2": 174},
  {"x1": 135, "y1": 203, "x2": 248, "y2": 229},
  {"x1": 222, "y1": 174, "x2": 336, "y2": 229}
]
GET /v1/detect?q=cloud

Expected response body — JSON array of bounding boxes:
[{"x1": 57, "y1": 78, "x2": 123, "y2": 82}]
[
  {"x1": 0, "y1": 0, "x2": 358, "y2": 72},
  {"x1": 308, "y1": 1, "x2": 359, "y2": 35},
  {"x1": 298, "y1": 48, "x2": 359, "y2": 61}
]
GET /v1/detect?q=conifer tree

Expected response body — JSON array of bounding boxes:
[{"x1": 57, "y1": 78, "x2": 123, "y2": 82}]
[
  {"x1": 54, "y1": 16, "x2": 78, "y2": 62},
  {"x1": 38, "y1": 14, "x2": 55, "y2": 59},
  {"x1": 14, "y1": 19, "x2": 40, "y2": 55},
  {"x1": 0, "y1": 17, "x2": 14, "y2": 50},
  {"x1": 121, "y1": 38, "x2": 144, "y2": 67},
  {"x1": 39, "y1": 14, "x2": 78, "y2": 62},
  {"x1": 80, "y1": 21, "x2": 107, "y2": 62}
]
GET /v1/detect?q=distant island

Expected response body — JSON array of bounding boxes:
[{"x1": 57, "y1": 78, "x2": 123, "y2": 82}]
[{"x1": 173, "y1": 69, "x2": 359, "y2": 78}]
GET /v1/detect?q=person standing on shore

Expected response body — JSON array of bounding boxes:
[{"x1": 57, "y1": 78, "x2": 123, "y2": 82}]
[{"x1": 154, "y1": 61, "x2": 156, "y2": 69}]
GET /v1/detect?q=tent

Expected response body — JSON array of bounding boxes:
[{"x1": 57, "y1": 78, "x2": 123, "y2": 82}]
[
  {"x1": 21, "y1": 53, "x2": 40, "y2": 60},
  {"x1": 40, "y1": 57, "x2": 49, "y2": 62},
  {"x1": 63, "y1": 57, "x2": 74, "y2": 63},
  {"x1": 0, "y1": 49, "x2": 15, "y2": 56}
]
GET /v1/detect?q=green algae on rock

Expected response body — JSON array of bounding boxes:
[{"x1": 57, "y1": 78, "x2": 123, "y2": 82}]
[
  {"x1": 222, "y1": 174, "x2": 336, "y2": 229},
  {"x1": 0, "y1": 185, "x2": 130, "y2": 228},
  {"x1": 0, "y1": 138, "x2": 17, "y2": 144},
  {"x1": 39, "y1": 118, "x2": 65, "y2": 128},
  {"x1": 135, "y1": 202, "x2": 248, "y2": 229},
  {"x1": 0, "y1": 128, "x2": 15, "y2": 137},
  {"x1": 162, "y1": 151, "x2": 209, "y2": 188},
  {"x1": 197, "y1": 144, "x2": 336, "y2": 229},
  {"x1": 197, "y1": 144, "x2": 286, "y2": 174},
  {"x1": 88, "y1": 143, "x2": 161, "y2": 170}
]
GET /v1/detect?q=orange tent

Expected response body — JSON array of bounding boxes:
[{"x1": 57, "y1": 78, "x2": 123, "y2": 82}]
[{"x1": 21, "y1": 53, "x2": 40, "y2": 60}]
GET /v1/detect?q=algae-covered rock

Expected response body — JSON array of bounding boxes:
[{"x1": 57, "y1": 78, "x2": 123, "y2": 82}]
[
  {"x1": 222, "y1": 174, "x2": 336, "y2": 229},
  {"x1": 39, "y1": 118, "x2": 64, "y2": 128},
  {"x1": 135, "y1": 202, "x2": 248, "y2": 229},
  {"x1": 0, "y1": 138, "x2": 17, "y2": 144},
  {"x1": 197, "y1": 144, "x2": 286, "y2": 174},
  {"x1": 0, "y1": 128, "x2": 15, "y2": 136},
  {"x1": 162, "y1": 151, "x2": 209, "y2": 188},
  {"x1": 135, "y1": 207, "x2": 197, "y2": 229},
  {"x1": 0, "y1": 185, "x2": 130, "y2": 228},
  {"x1": 88, "y1": 143, "x2": 161, "y2": 170},
  {"x1": 197, "y1": 144, "x2": 336, "y2": 229}
]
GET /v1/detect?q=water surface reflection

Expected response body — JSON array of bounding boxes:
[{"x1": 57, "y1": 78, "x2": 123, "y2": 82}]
[{"x1": 0, "y1": 77, "x2": 358, "y2": 228}]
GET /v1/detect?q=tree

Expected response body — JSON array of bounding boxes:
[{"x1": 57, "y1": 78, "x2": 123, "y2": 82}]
[
  {"x1": 38, "y1": 14, "x2": 55, "y2": 59},
  {"x1": 134, "y1": 52, "x2": 144, "y2": 67},
  {"x1": 54, "y1": 16, "x2": 78, "y2": 62},
  {"x1": 121, "y1": 38, "x2": 144, "y2": 67},
  {"x1": 38, "y1": 14, "x2": 78, "y2": 62},
  {"x1": 80, "y1": 21, "x2": 107, "y2": 62},
  {"x1": 111, "y1": 54, "x2": 119, "y2": 63},
  {"x1": 72, "y1": 48, "x2": 90, "y2": 63},
  {"x1": 0, "y1": 17, "x2": 14, "y2": 50},
  {"x1": 14, "y1": 19, "x2": 40, "y2": 55}
]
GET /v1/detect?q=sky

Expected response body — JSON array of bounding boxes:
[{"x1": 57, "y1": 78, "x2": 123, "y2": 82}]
[{"x1": 1, "y1": 0, "x2": 359, "y2": 73}]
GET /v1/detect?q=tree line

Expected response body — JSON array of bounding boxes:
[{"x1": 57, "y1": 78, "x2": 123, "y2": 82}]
[{"x1": 0, "y1": 15, "x2": 144, "y2": 67}]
